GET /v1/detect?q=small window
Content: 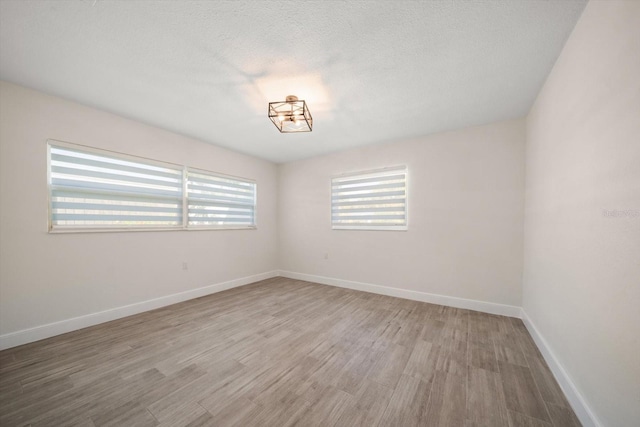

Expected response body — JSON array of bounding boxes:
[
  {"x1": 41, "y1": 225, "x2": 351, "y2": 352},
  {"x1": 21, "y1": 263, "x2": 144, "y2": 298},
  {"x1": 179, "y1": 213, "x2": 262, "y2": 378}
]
[
  {"x1": 187, "y1": 168, "x2": 256, "y2": 228},
  {"x1": 47, "y1": 140, "x2": 256, "y2": 232},
  {"x1": 331, "y1": 166, "x2": 408, "y2": 230}
]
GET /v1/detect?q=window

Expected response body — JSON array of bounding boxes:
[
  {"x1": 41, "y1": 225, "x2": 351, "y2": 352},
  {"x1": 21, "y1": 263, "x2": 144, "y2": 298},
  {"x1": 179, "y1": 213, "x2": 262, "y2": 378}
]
[
  {"x1": 331, "y1": 166, "x2": 408, "y2": 230},
  {"x1": 187, "y1": 169, "x2": 256, "y2": 228},
  {"x1": 47, "y1": 140, "x2": 256, "y2": 232}
]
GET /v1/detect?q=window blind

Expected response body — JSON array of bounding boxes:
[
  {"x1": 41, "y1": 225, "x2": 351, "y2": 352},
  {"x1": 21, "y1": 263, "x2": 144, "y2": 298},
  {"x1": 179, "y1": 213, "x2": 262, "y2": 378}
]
[
  {"x1": 331, "y1": 166, "x2": 407, "y2": 230},
  {"x1": 187, "y1": 169, "x2": 256, "y2": 228},
  {"x1": 49, "y1": 144, "x2": 183, "y2": 229},
  {"x1": 48, "y1": 141, "x2": 258, "y2": 232}
]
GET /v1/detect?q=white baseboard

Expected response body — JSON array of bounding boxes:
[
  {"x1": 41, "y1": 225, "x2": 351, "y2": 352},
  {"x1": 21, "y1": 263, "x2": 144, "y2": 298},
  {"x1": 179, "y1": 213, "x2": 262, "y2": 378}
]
[
  {"x1": 278, "y1": 270, "x2": 522, "y2": 318},
  {"x1": 521, "y1": 311, "x2": 603, "y2": 427},
  {"x1": 0, "y1": 270, "x2": 279, "y2": 350}
]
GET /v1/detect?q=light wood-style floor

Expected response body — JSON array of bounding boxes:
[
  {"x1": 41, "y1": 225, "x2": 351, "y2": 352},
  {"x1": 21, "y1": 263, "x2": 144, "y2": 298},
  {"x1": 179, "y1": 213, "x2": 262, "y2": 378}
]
[{"x1": 0, "y1": 277, "x2": 581, "y2": 427}]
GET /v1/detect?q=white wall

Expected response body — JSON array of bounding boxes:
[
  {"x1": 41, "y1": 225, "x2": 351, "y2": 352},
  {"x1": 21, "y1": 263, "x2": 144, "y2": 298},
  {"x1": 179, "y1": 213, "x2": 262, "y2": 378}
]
[
  {"x1": 279, "y1": 119, "x2": 525, "y2": 309},
  {"x1": 0, "y1": 81, "x2": 278, "y2": 342},
  {"x1": 523, "y1": 1, "x2": 640, "y2": 426}
]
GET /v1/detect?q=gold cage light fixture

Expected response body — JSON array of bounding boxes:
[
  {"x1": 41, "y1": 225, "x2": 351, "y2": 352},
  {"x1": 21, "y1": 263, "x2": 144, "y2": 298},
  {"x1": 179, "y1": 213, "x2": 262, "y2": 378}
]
[{"x1": 268, "y1": 95, "x2": 313, "y2": 133}]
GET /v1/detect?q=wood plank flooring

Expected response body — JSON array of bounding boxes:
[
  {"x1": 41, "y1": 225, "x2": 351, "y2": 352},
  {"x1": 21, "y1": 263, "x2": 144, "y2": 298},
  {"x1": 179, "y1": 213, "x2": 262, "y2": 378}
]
[{"x1": 0, "y1": 277, "x2": 581, "y2": 426}]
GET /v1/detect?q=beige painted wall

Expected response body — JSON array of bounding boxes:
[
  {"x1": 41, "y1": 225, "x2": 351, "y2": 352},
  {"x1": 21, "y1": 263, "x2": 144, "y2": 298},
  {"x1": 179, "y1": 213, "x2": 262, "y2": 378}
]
[
  {"x1": 0, "y1": 81, "x2": 278, "y2": 335},
  {"x1": 278, "y1": 119, "x2": 525, "y2": 307},
  {"x1": 523, "y1": 1, "x2": 640, "y2": 426}
]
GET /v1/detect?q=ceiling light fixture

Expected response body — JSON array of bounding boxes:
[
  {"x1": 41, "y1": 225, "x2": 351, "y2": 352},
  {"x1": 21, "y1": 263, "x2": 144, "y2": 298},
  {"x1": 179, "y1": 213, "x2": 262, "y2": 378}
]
[{"x1": 268, "y1": 95, "x2": 313, "y2": 133}]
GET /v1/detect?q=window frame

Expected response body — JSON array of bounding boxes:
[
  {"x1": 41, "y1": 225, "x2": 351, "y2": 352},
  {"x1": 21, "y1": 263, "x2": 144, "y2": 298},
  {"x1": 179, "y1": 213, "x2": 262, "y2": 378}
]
[
  {"x1": 331, "y1": 165, "x2": 409, "y2": 231},
  {"x1": 47, "y1": 139, "x2": 257, "y2": 233}
]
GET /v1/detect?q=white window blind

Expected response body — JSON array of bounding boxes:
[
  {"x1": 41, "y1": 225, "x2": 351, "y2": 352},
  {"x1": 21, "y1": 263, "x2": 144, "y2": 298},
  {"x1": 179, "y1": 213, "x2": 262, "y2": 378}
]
[
  {"x1": 187, "y1": 169, "x2": 256, "y2": 228},
  {"x1": 49, "y1": 144, "x2": 183, "y2": 230},
  {"x1": 48, "y1": 141, "x2": 257, "y2": 232},
  {"x1": 331, "y1": 166, "x2": 408, "y2": 230}
]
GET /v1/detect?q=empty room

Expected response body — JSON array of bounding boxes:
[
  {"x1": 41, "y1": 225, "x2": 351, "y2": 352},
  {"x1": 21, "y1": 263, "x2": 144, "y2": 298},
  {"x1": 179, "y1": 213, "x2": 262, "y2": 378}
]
[{"x1": 0, "y1": 1, "x2": 638, "y2": 426}]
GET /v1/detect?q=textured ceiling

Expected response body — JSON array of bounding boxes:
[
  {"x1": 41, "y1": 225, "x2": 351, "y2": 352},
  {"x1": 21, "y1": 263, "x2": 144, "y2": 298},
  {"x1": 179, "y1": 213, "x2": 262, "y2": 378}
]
[{"x1": 0, "y1": 0, "x2": 586, "y2": 163}]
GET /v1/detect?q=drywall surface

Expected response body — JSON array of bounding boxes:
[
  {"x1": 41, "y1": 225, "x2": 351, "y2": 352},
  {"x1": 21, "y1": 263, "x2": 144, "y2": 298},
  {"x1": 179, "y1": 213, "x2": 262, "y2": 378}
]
[
  {"x1": 279, "y1": 119, "x2": 525, "y2": 307},
  {"x1": 0, "y1": 81, "x2": 278, "y2": 337},
  {"x1": 523, "y1": 1, "x2": 640, "y2": 426}
]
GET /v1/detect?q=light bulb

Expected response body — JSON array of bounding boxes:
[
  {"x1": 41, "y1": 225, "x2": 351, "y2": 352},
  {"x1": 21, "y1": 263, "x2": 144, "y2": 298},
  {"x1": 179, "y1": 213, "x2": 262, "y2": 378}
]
[{"x1": 278, "y1": 114, "x2": 285, "y2": 122}]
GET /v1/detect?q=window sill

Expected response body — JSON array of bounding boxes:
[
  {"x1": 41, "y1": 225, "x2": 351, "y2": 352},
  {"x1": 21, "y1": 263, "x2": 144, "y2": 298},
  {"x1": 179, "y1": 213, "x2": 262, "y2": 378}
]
[{"x1": 48, "y1": 226, "x2": 257, "y2": 234}]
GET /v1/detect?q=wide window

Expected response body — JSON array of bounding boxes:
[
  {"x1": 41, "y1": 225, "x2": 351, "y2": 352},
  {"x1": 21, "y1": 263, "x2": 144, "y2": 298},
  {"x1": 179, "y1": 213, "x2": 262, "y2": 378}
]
[
  {"x1": 48, "y1": 140, "x2": 256, "y2": 232},
  {"x1": 331, "y1": 166, "x2": 408, "y2": 230}
]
